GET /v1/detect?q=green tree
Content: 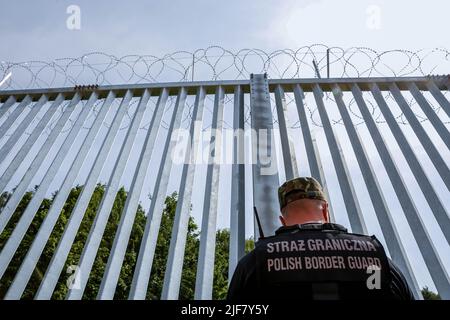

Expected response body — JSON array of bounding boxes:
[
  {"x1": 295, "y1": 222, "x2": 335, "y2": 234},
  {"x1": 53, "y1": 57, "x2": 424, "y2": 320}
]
[
  {"x1": 0, "y1": 186, "x2": 239, "y2": 300},
  {"x1": 421, "y1": 286, "x2": 441, "y2": 300},
  {"x1": 3, "y1": 187, "x2": 439, "y2": 301},
  {"x1": 213, "y1": 229, "x2": 229, "y2": 299}
]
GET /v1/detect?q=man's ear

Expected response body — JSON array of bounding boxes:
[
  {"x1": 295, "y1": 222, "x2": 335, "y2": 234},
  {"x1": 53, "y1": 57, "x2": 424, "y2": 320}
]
[
  {"x1": 279, "y1": 215, "x2": 286, "y2": 226},
  {"x1": 322, "y1": 201, "x2": 330, "y2": 222}
]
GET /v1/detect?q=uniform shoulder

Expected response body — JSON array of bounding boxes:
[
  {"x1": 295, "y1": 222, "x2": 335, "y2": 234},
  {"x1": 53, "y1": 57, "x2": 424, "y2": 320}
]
[
  {"x1": 227, "y1": 249, "x2": 258, "y2": 300},
  {"x1": 387, "y1": 258, "x2": 416, "y2": 300},
  {"x1": 236, "y1": 249, "x2": 257, "y2": 269}
]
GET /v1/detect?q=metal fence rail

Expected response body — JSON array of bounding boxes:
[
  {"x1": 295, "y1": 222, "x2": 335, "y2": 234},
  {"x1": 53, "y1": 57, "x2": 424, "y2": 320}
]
[{"x1": 0, "y1": 75, "x2": 449, "y2": 300}]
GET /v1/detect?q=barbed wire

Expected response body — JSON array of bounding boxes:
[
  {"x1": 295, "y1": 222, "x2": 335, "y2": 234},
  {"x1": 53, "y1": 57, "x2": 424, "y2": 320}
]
[
  {"x1": 2, "y1": 45, "x2": 450, "y2": 89},
  {"x1": 0, "y1": 45, "x2": 449, "y2": 131}
]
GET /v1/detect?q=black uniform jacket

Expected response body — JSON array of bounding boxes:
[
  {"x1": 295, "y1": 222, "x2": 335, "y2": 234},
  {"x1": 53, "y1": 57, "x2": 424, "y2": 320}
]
[{"x1": 227, "y1": 223, "x2": 415, "y2": 300}]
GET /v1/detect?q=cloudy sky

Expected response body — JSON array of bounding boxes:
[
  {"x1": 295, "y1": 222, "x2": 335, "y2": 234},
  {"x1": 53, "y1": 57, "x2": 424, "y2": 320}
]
[
  {"x1": 1, "y1": 0, "x2": 449, "y2": 295},
  {"x1": 1, "y1": 0, "x2": 450, "y2": 60}
]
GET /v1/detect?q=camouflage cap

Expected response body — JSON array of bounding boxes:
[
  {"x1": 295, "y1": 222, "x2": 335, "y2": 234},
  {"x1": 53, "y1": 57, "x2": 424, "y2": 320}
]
[{"x1": 278, "y1": 177, "x2": 326, "y2": 210}]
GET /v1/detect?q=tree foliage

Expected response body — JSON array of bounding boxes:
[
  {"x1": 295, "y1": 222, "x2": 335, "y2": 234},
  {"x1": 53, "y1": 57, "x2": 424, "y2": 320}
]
[
  {"x1": 0, "y1": 185, "x2": 247, "y2": 300},
  {"x1": 0, "y1": 185, "x2": 438, "y2": 300}
]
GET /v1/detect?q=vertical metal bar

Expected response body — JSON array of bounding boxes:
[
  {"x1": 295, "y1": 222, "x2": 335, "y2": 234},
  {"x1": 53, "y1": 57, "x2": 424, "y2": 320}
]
[
  {"x1": 0, "y1": 93, "x2": 80, "y2": 233},
  {"x1": 191, "y1": 54, "x2": 195, "y2": 82},
  {"x1": 227, "y1": 85, "x2": 246, "y2": 284},
  {"x1": 35, "y1": 90, "x2": 133, "y2": 299},
  {"x1": 129, "y1": 88, "x2": 188, "y2": 300},
  {"x1": 387, "y1": 84, "x2": 450, "y2": 244},
  {"x1": 312, "y1": 60, "x2": 321, "y2": 79},
  {"x1": 408, "y1": 82, "x2": 450, "y2": 150},
  {"x1": 293, "y1": 84, "x2": 335, "y2": 220},
  {"x1": 97, "y1": 89, "x2": 169, "y2": 300},
  {"x1": 0, "y1": 96, "x2": 16, "y2": 121},
  {"x1": 194, "y1": 86, "x2": 225, "y2": 300},
  {"x1": 332, "y1": 84, "x2": 422, "y2": 299},
  {"x1": 0, "y1": 95, "x2": 48, "y2": 165},
  {"x1": 353, "y1": 83, "x2": 450, "y2": 298},
  {"x1": 274, "y1": 84, "x2": 299, "y2": 180},
  {"x1": 65, "y1": 90, "x2": 151, "y2": 299},
  {"x1": 0, "y1": 94, "x2": 64, "y2": 192},
  {"x1": 4, "y1": 91, "x2": 116, "y2": 299},
  {"x1": 426, "y1": 80, "x2": 450, "y2": 118},
  {"x1": 311, "y1": 134, "x2": 335, "y2": 222},
  {"x1": 0, "y1": 95, "x2": 32, "y2": 141},
  {"x1": 390, "y1": 84, "x2": 450, "y2": 192},
  {"x1": 312, "y1": 84, "x2": 367, "y2": 234},
  {"x1": 326, "y1": 48, "x2": 330, "y2": 78},
  {"x1": 161, "y1": 87, "x2": 206, "y2": 299},
  {"x1": 0, "y1": 92, "x2": 98, "y2": 281},
  {"x1": 250, "y1": 74, "x2": 280, "y2": 237}
]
